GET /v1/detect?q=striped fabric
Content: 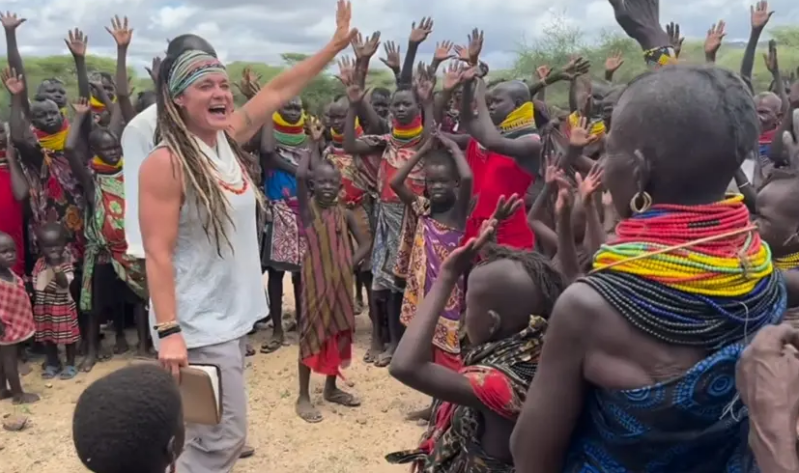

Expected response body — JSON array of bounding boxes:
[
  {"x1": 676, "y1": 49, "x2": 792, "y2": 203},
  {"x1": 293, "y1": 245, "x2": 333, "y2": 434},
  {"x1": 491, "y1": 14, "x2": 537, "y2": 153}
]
[{"x1": 298, "y1": 200, "x2": 356, "y2": 361}]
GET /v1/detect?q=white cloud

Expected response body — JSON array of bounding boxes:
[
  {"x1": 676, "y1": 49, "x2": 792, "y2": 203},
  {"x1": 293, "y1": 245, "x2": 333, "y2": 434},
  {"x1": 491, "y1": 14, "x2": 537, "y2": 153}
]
[{"x1": 1, "y1": 0, "x2": 796, "y2": 76}]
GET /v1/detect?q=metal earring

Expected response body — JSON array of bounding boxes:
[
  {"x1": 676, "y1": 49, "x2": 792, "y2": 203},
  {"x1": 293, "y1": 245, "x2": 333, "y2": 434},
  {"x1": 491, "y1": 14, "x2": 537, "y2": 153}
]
[{"x1": 629, "y1": 191, "x2": 652, "y2": 214}]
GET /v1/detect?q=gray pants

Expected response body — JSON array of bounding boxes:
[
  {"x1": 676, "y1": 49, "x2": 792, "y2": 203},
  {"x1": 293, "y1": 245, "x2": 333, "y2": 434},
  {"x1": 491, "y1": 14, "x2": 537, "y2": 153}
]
[{"x1": 177, "y1": 336, "x2": 248, "y2": 473}]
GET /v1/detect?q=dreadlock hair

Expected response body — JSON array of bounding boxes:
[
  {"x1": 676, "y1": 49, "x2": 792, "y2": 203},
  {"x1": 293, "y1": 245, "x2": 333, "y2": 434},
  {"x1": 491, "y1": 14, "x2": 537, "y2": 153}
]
[
  {"x1": 154, "y1": 52, "x2": 258, "y2": 256},
  {"x1": 72, "y1": 364, "x2": 182, "y2": 473},
  {"x1": 478, "y1": 243, "x2": 566, "y2": 318}
]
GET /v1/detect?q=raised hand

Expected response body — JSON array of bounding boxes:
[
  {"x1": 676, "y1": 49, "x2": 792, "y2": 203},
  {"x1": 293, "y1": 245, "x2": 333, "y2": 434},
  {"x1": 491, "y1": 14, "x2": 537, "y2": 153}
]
[
  {"x1": 604, "y1": 52, "x2": 624, "y2": 74},
  {"x1": 409, "y1": 17, "x2": 433, "y2": 44},
  {"x1": 434, "y1": 40, "x2": 455, "y2": 62},
  {"x1": 562, "y1": 56, "x2": 591, "y2": 81},
  {"x1": 331, "y1": 0, "x2": 358, "y2": 51},
  {"x1": 414, "y1": 62, "x2": 436, "y2": 103},
  {"x1": 763, "y1": 39, "x2": 779, "y2": 75},
  {"x1": 1, "y1": 66, "x2": 24, "y2": 95},
  {"x1": 534, "y1": 65, "x2": 551, "y2": 83},
  {"x1": 570, "y1": 116, "x2": 601, "y2": 148},
  {"x1": 665, "y1": 22, "x2": 684, "y2": 58},
  {"x1": 380, "y1": 41, "x2": 401, "y2": 71},
  {"x1": 351, "y1": 31, "x2": 381, "y2": 59},
  {"x1": 0, "y1": 11, "x2": 26, "y2": 31},
  {"x1": 459, "y1": 65, "x2": 479, "y2": 83},
  {"x1": 576, "y1": 163, "x2": 605, "y2": 204},
  {"x1": 71, "y1": 97, "x2": 91, "y2": 115},
  {"x1": 491, "y1": 194, "x2": 523, "y2": 222},
  {"x1": 344, "y1": 82, "x2": 367, "y2": 103},
  {"x1": 336, "y1": 55, "x2": 356, "y2": 85},
  {"x1": 309, "y1": 117, "x2": 326, "y2": 142},
  {"x1": 443, "y1": 61, "x2": 465, "y2": 91},
  {"x1": 65, "y1": 28, "x2": 88, "y2": 57},
  {"x1": 145, "y1": 56, "x2": 161, "y2": 83},
  {"x1": 441, "y1": 220, "x2": 496, "y2": 275},
  {"x1": 106, "y1": 15, "x2": 133, "y2": 48},
  {"x1": 456, "y1": 28, "x2": 484, "y2": 65},
  {"x1": 555, "y1": 174, "x2": 575, "y2": 216},
  {"x1": 704, "y1": 21, "x2": 726, "y2": 56},
  {"x1": 750, "y1": 0, "x2": 774, "y2": 30}
]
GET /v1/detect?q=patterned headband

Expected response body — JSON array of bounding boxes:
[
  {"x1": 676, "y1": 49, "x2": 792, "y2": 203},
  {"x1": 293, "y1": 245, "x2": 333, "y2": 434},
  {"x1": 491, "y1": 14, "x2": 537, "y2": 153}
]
[{"x1": 168, "y1": 50, "x2": 227, "y2": 98}]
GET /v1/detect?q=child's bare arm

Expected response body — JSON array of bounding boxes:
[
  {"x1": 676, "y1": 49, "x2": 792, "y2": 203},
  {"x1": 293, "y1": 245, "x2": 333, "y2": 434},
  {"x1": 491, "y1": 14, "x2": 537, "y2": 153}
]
[
  {"x1": 346, "y1": 210, "x2": 371, "y2": 269},
  {"x1": 438, "y1": 133, "x2": 473, "y2": 229},
  {"x1": 389, "y1": 139, "x2": 429, "y2": 207},
  {"x1": 554, "y1": 176, "x2": 580, "y2": 283}
]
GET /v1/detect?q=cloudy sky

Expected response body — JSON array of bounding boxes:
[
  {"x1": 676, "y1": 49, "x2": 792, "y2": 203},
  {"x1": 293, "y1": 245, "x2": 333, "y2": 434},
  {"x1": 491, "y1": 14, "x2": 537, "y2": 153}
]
[{"x1": 4, "y1": 0, "x2": 799, "y2": 72}]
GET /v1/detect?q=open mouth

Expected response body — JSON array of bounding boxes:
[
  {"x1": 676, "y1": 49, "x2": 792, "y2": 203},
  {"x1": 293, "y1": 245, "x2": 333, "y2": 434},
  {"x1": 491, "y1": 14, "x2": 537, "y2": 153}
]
[{"x1": 208, "y1": 105, "x2": 227, "y2": 116}]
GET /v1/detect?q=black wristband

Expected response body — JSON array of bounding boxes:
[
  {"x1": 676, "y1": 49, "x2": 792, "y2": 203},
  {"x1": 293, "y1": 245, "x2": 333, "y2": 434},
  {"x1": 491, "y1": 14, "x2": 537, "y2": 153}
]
[{"x1": 157, "y1": 325, "x2": 182, "y2": 339}]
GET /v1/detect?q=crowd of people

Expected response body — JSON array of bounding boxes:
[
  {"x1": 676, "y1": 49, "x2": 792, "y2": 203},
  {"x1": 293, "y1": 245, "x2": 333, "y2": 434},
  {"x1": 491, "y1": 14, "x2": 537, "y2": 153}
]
[{"x1": 2, "y1": 0, "x2": 799, "y2": 471}]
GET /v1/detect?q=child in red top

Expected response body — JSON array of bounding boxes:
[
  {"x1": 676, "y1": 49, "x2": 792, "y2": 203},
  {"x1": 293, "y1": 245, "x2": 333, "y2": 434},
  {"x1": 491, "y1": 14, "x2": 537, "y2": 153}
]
[{"x1": 0, "y1": 231, "x2": 39, "y2": 404}]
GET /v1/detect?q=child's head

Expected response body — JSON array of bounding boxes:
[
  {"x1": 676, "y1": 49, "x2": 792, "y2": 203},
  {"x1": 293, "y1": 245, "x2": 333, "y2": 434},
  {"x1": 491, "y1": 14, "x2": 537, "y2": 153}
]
[
  {"x1": 0, "y1": 231, "x2": 17, "y2": 270},
  {"x1": 424, "y1": 149, "x2": 459, "y2": 209},
  {"x1": 37, "y1": 223, "x2": 66, "y2": 263},
  {"x1": 73, "y1": 364, "x2": 184, "y2": 473},
  {"x1": 464, "y1": 244, "x2": 565, "y2": 345},
  {"x1": 756, "y1": 169, "x2": 799, "y2": 257},
  {"x1": 89, "y1": 128, "x2": 122, "y2": 166},
  {"x1": 313, "y1": 159, "x2": 342, "y2": 207}
]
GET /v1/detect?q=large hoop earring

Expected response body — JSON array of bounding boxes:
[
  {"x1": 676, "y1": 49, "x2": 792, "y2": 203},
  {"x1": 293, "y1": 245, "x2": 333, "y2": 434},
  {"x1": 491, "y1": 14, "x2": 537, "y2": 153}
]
[{"x1": 629, "y1": 191, "x2": 652, "y2": 214}]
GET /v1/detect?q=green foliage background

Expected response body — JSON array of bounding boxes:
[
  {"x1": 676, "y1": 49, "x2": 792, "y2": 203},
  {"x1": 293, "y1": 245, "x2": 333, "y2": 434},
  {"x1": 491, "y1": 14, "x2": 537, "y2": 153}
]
[{"x1": 2, "y1": 23, "x2": 798, "y2": 121}]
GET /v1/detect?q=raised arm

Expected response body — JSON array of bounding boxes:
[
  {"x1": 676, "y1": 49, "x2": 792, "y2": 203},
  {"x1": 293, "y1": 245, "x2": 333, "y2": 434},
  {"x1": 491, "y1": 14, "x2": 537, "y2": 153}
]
[
  {"x1": 741, "y1": 1, "x2": 773, "y2": 83},
  {"x1": 378, "y1": 41, "x2": 401, "y2": 84},
  {"x1": 227, "y1": 0, "x2": 357, "y2": 144},
  {"x1": 554, "y1": 176, "x2": 580, "y2": 283},
  {"x1": 343, "y1": 86, "x2": 385, "y2": 156},
  {"x1": 107, "y1": 16, "x2": 136, "y2": 125},
  {"x1": 65, "y1": 28, "x2": 91, "y2": 100},
  {"x1": 577, "y1": 165, "x2": 607, "y2": 259},
  {"x1": 608, "y1": 0, "x2": 672, "y2": 61},
  {"x1": 389, "y1": 140, "x2": 428, "y2": 207},
  {"x1": 3, "y1": 123, "x2": 29, "y2": 202},
  {"x1": 63, "y1": 98, "x2": 95, "y2": 202},
  {"x1": 398, "y1": 17, "x2": 432, "y2": 87},
  {"x1": 704, "y1": 21, "x2": 726, "y2": 64},
  {"x1": 1, "y1": 13, "x2": 29, "y2": 117},
  {"x1": 1, "y1": 67, "x2": 41, "y2": 170},
  {"x1": 438, "y1": 133, "x2": 473, "y2": 228}
]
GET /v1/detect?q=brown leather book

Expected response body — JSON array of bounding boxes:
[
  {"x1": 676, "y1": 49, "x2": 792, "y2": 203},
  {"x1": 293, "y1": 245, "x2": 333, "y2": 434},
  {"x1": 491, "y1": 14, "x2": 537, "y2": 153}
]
[{"x1": 179, "y1": 364, "x2": 222, "y2": 425}]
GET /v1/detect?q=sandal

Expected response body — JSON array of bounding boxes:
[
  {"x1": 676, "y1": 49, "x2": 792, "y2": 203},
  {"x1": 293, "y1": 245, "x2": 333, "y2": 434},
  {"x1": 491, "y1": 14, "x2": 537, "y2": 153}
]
[
  {"x1": 324, "y1": 389, "x2": 362, "y2": 407},
  {"x1": 374, "y1": 352, "x2": 393, "y2": 368},
  {"x1": 60, "y1": 365, "x2": 79, "y2": 380},
  {"x1": 41, "y1": 365, "x2": 61, "y2": 380}
]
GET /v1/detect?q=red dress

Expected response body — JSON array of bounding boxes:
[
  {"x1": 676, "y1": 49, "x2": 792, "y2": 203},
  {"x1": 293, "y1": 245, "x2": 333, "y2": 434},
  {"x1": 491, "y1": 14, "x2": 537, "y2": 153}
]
[
  {"x1": 0, "y1": 273, "x2": 35, "y2": 345},
  {"x1": 0, "y1": 161, "x2": 25, "y2": 276},
  {"x1": 463, "y1": 138, "x2": 535, "y2": 249}
]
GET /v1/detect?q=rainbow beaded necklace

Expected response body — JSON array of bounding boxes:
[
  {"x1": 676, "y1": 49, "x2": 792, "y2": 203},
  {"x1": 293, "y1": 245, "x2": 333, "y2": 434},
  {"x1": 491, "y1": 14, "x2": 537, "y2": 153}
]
[{"x1": 584, "y1": 194, "x2": 786, "y2": 348}]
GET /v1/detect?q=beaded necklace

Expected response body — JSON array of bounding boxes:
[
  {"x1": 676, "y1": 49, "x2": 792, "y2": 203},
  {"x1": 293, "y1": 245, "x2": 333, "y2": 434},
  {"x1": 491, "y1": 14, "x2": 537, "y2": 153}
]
[
  {"x1": 498, "y1": 102, "x2": 535, "y2": 134},
  {"x1": 330, "y1": 117, "x2": 362, "y2": 147},
  {"x1": 273, "y1": 111, "x2": 307, "y2": 147},
  {"x1": 89, "y1": 156, "x2": 123, "y2": 176},
  {"x1": 774, "y1": 252, "x2": 799, "y2": 271},
  {"x1": 391, "y1": 115, "x2": 423, "y2": 147},
  {"x1": 585, "y1": 194, "x2": 786, "y2": 349}
]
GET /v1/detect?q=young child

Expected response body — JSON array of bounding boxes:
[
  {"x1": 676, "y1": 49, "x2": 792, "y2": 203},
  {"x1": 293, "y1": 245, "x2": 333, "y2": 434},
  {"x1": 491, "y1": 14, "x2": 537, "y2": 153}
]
[
  {"x1": 0, "y1": 231, "x2": 39, "y2": 404},
  {"x1": 32, "y1": 223, "x2": 81, "y2": 380},
  {"x1": 387, "y1": 201, "x2": 566, "y2": 471},
  {"x1": 390, "y1": 132, "x2": 473, "y2": 373},
  {"x1": 294, "y1": 124, "x2": 370, "y2": 423},
  {"x1": 73, "y1": 364, "x2": 184, "y2": 473},
  {"x1": 0, "y1": 232, "x2": 39, "y2": 404}
]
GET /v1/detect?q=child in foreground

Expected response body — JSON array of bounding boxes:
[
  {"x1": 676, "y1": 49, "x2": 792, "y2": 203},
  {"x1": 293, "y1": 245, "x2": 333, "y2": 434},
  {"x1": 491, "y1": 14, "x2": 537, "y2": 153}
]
[
  {"x1": 387, "y1": 196, "x2": 566, "y2": 472},
  {"x1": 0, "y1": 231, "x2": 39, "y2": 404},
  {"x1": 295, "y1": 123, "x2": 370, "y2": 423},
  {"x1": 73, "y1": 363, "x2": 184, "y2": 473}
]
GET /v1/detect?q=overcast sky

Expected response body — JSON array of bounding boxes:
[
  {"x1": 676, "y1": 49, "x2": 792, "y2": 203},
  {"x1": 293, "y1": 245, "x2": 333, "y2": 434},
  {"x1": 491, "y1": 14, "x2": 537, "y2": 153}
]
[{"x1": 3, "y1": 0, "x2": 798, "y2": 72}]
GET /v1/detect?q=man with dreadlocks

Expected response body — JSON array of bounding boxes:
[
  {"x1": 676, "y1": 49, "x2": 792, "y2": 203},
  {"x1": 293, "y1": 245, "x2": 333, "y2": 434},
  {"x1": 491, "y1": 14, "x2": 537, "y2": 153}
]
[
  {"x1": 138, "y1": 2, "x2": 357, "y2": 470},
  {"x1": 387, "y1": 196, "x2": 565, "y2": 472},
  {"x1": 511, "y1": 4, "x2": 785, "y2": 471}
]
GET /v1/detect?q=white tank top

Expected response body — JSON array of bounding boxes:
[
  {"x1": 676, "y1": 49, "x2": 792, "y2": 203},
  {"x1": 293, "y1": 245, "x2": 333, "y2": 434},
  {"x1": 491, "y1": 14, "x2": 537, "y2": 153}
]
[{"x1": 148, "y1": 135, "x2": 268, "y2": 349}]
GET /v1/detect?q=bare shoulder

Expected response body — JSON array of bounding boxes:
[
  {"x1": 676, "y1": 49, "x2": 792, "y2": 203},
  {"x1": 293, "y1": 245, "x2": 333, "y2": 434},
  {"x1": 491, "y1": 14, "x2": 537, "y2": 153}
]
[
  {"x1": 140, "y1": 148, "x2": 182, "y2": 196},
  {"x1": 548, "y1": 281, "x2": 606, "y2": 339}
]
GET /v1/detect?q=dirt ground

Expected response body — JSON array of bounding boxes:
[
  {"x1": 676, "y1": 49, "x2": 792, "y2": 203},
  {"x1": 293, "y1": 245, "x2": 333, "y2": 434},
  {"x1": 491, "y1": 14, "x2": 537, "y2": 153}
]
[{"x1": 0, "y1": 274, "x2": 428, "y2": 473}]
